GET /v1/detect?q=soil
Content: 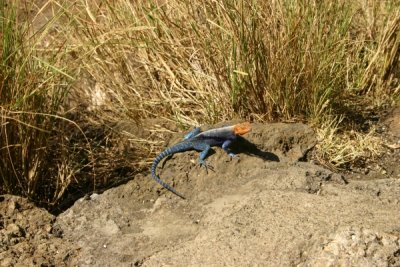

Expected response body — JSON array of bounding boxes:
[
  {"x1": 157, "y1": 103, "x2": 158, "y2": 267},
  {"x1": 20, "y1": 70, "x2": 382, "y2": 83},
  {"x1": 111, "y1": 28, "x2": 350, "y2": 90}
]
[
  {"x1": 1, "y1": 109, "x2": 400, "y2": 267},
  {"x1": 0, "y1": 196, "x2": 78, "y2": 266}
]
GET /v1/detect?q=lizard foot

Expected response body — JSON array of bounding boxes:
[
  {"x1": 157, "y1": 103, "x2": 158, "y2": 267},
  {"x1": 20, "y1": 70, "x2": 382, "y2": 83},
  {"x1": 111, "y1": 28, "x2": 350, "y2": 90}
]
[
  {"x1": 227, "y1": 153, "x2": 240, "y2": 162},
  {"x1": 199, "y1": 160, "x2": 214, "y2": 173}
]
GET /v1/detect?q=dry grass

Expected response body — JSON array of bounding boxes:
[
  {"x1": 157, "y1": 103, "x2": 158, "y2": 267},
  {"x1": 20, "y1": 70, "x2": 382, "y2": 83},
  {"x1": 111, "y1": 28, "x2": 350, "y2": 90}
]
[
  {"x1": 315, "y1": 116, "x2": 383, "y2": 170},
  {"x1": 61, "y1": 0, "x2": 399, "y2": 122},
  {"x1": 361, "y1": 12, "x2": 400, "y2": 100},
  {"x1": 63, "y1": 1, "x2": 364, "y2": 122},
  {"x1": 0, "y1": 1, "x2": 78, "y2": 205},
  {"x1": 1, "y1": 0, "x2": 399, "y2": 208}
]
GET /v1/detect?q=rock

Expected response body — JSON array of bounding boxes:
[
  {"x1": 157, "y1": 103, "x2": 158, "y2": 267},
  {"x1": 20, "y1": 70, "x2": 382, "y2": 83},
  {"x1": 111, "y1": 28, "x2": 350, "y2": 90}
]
[
  {"x1": 54, "y1": 120, "x2": 400, "y2": 267},
  {"x1": 247, "y1": 122, "x2": 317, "y2": 162},
  {"x1": 303, "y1": 227, "x2": 400, "y2": 267}
]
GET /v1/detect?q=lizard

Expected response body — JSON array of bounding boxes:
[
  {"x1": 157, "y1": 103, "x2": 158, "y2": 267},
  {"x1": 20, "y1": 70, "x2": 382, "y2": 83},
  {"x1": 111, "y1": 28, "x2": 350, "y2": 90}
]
[{"x1": 151, "y1": 122, "x2": 252, "y2": 199}]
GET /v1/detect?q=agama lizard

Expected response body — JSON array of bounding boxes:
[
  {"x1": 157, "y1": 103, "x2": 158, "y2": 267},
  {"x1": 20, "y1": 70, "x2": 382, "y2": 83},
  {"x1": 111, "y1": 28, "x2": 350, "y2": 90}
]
[{"x1": 151, "y1": 122, "x2": 252, "y2": 199}]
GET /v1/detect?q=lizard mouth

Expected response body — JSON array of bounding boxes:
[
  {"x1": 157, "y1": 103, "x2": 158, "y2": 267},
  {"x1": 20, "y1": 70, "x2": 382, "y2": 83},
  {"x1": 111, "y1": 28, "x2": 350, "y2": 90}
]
[{"x1": 233, "y1": 122, "x2": 252, "y2": 135}]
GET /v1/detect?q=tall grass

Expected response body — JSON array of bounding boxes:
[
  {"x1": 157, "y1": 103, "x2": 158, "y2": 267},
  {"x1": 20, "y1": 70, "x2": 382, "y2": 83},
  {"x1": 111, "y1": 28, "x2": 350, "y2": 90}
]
[
  {"x1": 1, "y1": 0, "x2": 399, "y2": 207},
  {"x1": 0, "y1": 2, "x2": 78, "y2": 205},
  {"x1": 62, "y1": 0, "x2": 399, "y2": 125}
]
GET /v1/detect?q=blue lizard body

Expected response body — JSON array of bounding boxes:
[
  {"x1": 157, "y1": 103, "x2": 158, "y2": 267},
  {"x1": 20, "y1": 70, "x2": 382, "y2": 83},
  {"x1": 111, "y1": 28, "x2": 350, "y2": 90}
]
[{"x1": 151, "y1": 122, "x2": 251, "y2": 199}]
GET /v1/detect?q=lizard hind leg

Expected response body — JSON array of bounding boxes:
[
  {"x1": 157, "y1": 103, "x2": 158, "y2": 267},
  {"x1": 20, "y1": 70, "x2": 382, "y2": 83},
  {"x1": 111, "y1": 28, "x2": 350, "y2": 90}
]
[{"x1": 183, "y1": 127, "x2": 201, "y2": 140}]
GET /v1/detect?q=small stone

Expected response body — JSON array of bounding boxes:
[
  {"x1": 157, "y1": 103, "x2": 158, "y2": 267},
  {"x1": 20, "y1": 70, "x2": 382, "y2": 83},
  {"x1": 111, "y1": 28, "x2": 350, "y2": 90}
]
[
  {"x1": 51, "y1": 224, "x2": 64, "y2": 238},
  {"x1": 90, "y1": 193, "x2": 99, "y2": 200},
  {"x1": 44, "y1": 224, "x2": 53, "y2": 233},
  {"x1": 9, "y1": 237, "x2": 22, "y2": 246},
  {"x1": 7, "y1": 200, "x2": 17, "y2": 214},
  {"x1": 0, "y1": 257, "x2": 13, "y2": 267},
  {"x1": 6, "y1": 223, "x2": 24, "y2": 238}
]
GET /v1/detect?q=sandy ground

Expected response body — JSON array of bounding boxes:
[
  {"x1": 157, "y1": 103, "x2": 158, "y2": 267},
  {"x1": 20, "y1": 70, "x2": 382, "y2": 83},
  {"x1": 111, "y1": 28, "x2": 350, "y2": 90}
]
[{"x1": 1, "y1": 111, "x2": 400, "y2": 266}]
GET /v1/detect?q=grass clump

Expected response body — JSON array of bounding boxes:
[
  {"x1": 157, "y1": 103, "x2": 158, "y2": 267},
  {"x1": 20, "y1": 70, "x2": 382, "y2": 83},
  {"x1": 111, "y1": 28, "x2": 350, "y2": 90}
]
[
  {"x1": 0, "y1": 2, "x2": 79, "y2": 206},
  {"x1": 315, "y1": 117, "x2": 384, "y2": 170}
]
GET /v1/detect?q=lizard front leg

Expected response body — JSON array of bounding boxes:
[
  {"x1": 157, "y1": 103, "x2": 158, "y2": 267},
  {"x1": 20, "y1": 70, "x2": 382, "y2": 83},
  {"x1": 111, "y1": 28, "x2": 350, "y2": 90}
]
[{"x1": 222, "y1": 139, "x2": 237, "y2": 158}]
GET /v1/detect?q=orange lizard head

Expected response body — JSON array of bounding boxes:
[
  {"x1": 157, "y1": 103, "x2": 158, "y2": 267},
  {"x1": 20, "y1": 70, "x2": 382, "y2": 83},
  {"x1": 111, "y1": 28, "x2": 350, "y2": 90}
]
[{"x1": 233, "y1": 122, "x2": 252, "y2": 135}]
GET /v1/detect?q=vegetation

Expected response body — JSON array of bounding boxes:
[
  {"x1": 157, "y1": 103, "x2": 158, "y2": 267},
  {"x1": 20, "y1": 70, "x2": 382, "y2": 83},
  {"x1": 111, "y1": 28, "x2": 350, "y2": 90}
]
[
  {"x1": 1, "y1": 2, "x2": 78, "y2": 206},
  {"x1": 1, "y1": 0, "x2": 399, "y2": 210}
]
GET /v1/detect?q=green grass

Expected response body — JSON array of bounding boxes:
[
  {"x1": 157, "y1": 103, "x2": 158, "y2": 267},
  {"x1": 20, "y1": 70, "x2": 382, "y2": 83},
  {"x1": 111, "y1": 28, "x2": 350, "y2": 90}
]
[{"x1": 1, "y1": 0, "x2": 399, "y2": 209}]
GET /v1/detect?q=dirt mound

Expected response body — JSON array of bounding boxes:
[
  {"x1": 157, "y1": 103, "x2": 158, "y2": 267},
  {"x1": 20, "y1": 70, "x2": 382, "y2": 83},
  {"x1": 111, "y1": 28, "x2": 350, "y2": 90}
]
[
  {"x1": 52, "y1": 122, "x2": 399, "y2": 266},
  {"x1": 2, "y1": 122, "x2": 399, "y2": 266}
]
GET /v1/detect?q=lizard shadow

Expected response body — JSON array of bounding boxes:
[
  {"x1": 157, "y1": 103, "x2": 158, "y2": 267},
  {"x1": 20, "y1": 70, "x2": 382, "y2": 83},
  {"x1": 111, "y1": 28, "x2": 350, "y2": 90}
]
[{"x1": 229, "y1": 136, "x2": 280, "y2": 162}]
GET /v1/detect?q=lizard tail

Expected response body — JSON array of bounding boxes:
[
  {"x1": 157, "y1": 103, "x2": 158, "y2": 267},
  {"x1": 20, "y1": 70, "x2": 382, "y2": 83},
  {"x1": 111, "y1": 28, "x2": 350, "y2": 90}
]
[{"x1": 151, "y1": 145, "x2": 186, "y2": 199}]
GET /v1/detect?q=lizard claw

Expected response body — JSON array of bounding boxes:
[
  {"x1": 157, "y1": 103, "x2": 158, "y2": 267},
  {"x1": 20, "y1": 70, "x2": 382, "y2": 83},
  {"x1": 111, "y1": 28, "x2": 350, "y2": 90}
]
[
  {"x1": 228, "y1": 153, "x2": 238, "y2": 158},
  {"x1": 199, "y1": 160, "x2": 214, "y2": 173}
]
